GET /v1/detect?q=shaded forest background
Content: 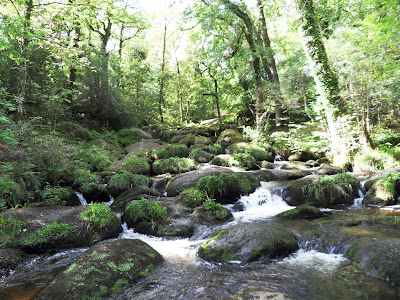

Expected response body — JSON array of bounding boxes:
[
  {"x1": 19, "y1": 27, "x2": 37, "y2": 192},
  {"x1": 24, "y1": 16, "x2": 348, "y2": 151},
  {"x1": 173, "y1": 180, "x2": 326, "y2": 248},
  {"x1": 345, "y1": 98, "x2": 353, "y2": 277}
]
[{"x1": 0, "y1": 0, "x2": 399, "y2": 210}]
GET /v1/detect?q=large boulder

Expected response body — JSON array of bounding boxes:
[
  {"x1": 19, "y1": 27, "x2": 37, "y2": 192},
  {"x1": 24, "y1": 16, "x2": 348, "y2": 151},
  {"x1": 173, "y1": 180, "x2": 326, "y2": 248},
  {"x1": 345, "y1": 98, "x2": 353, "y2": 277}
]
[
  {"x1": 35, "y1": 239, "x2": 163, "y2": 300},
  {"x1": 251, "y1": 169, "x2": 313, "y2": 182},
  {"x1": 281, "y1": 173, "x2": 358, "y2": 207},
  {"x1": 277, "y1": 205, "x2": 325, "y2": 219},
  {"x1": 117, "y1": 128, "x2": 153, "y2": 147},
  {"x1": 345, "y1": 238, "x2": 400, "y2": 291},
  {"x1": 0, "y1": 206, "x2": 122, "y2": 253},
  {"x1": 198, "y1": 223, "x2": 298, "y2": 263},
  {"x1": 211, "y1": 154, "x2": 237, "y2": 167},
  {"x1": 363, "y1": 173, "x2": 400, "y2": 206},
  {"x1": 126, "y1": 140, "x2": 163, "y2": 156},
  {"x1": 166, "y1": 166, "x2": 233, "y2": 196},
  {"x1": 216, "y1": 129, "x2": 244, "y2": 148},
  {"x1": 112, "y1": 186, "x2": 162, "y2": 209}
]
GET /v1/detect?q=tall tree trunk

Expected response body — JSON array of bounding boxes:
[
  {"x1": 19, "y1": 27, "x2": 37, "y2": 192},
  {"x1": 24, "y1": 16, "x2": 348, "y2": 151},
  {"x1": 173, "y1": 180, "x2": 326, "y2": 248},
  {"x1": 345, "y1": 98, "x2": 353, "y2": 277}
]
[
  {"x1": 68, "y1": 11, "x2": 81, "y2": 103},
  {"x1": 257, "y1": 0, "x2": 283, "y2": 127},
  {"x1": 176, "y1": 60, "x2": 184, "y2": 124},
  {"x1": 297, "y1": 0, "x2": 343, "y2": 162},
  {"x1": 16, "y1": 0, "x2": 34, "y2": 124},
  {"x1": 158, "y1": 21, "x2": 167, "y2": 124}
]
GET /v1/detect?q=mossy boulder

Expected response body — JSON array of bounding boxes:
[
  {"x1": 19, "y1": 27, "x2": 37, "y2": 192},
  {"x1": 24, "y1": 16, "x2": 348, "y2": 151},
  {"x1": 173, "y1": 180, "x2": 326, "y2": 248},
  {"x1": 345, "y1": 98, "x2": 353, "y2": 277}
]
[
  {"x1": 81, "y1": 184, "x2": 110, "y2": 204},
  {"x1": 198, "y1": 223, "x2": 298, "y2": 263},
  {"x1": 363, "y1": 172, "x2": 400, "y2": 206},
  {"x1": 166, "y1": 166, "x2": 233, "y2": 196},
  {"x1": 194, "y1": 135, "x2": 213, "y2": 145},
  {"x1": 228, "y1": 142, "x2": 273, "y2": 162},
  {"x1": 57, "y1": 121, "x2": 92, "y2": 140},
  {"x1": 191, "y1": 205, "x2": 233, "y2": 225},
  {"x1": 288, "y1": 150, "x2": 317, "y2": 162},
  {"x1": 282, "y1": 173, "x2": 358, "y2": 207},
  {"x1": 152, "y1": 158, "x2": 197, "y2": 175},
  {"x1": 252, "y1": 169, "x2": 313, "y2": 182},
  {"x1": 35, "y1": 239, "x2": 163, "y2": 300},
  {"x1": 216, "y1": 129, "x2": 244, "y2": 148},
  {"x1": 189, "y1": 149, "x2": 214, "y2": 163},
  {"x1": 0, "y1": 206, "x2": 122, "y2": 253},
  {"x1": 112, "y1": 186, "x2": 162, "y2": 209},
  {"x1": 154, "y1": 143, "x2": 189, "y2": 159},
  {"x1": 345, "y1": 238, "x2": 400, "y2": 291},
  {"x1": 107, "y1": 173, "x2": 150, "y2": 197},
  {"x1": 117, "y1": 128, "x2": 153, "y2": 147},
  {"x1": 123, "y1": 198, "x2": 168, "y2": 228},
  {"x1": 111, "y1": 154, "x2": 150, "y2": 175},
  {"x1": 126, "y1": 140, "x2": 162, "y2": 156},
  {"x1": 211, "y1": 154, "x2": 238, "y2": 167},
  {"x1": 277, "y1": 205, "x2": 325, "y2": 219}
]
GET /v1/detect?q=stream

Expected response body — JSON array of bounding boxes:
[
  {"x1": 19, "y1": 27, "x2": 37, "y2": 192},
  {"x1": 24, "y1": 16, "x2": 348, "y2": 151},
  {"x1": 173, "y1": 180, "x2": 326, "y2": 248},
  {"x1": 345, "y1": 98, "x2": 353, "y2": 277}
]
[{"x1": 1, "y1": 180, "x2": 399, "y2": 299}]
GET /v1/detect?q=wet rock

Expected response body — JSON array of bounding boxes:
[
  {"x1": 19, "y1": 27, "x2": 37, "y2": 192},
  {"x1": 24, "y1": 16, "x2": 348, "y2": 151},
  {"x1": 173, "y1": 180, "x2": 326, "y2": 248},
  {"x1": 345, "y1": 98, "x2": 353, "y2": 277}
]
[
  {"x1": 315, "y1": 165, "x2": 343, "y2": 175},
  {"x1": 345, "y1": 237, "x2": 400, "y2": 291},
  {"x1": 251, "y1": 169, "x2": 313, "y2": 182},
  {"x1": 112, "y1": 186, "x2": 162, "y2": 209},
  {"x1": 166, "y1": 166, "x2": 233, "y2": 196},
  {"x1": 126, "y1": 140, "x2": 163, "y2": 156},
  {"x1": 211, "y1": 154, "x2": 237, "y2": 167},
  {"x1": 288, "y1": 150, "x2": 318, "y2": 162},
  {"x1": 135, "y1": 222, "x2": 195, "y2": 238},
  {"x1": 191, "y1": 206, "x2": 233, "y2": 225},
  {"x1": 0, "y1": 248, "x2": 27, "y2": 269},
  {"x1": 216, "y1": 129, "x2": 244, "y2": 148},
  {"x1": 81, "y1": 185, "x2": 110, "y2": 204},
  {"x1": 277, "y1": 205, "x2": 325, "y2": 219},
  {"x1": 363, "y1": 172, "x2": 400, "y2": 206},
  {"x1": 198, "y1": 223, "x2": 298, "y2": 263},
  {"x1": 189, "y1": 149, "x2": 214, "y2": 163},
  {"x1": 0, "y1": 206, "x2": 122, "y2": 253},
  {"x1": 35, "y1": 239, "x2": 163, "y2": 300},
  {"x1": 194, "y1": 136, "x2": 213, "y2": 145}
]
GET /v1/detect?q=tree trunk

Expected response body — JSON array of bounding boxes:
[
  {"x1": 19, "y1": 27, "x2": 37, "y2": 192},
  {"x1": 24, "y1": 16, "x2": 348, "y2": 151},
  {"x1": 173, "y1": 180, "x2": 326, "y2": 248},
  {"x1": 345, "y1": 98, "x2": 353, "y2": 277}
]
[
  {"x1": 257, "y1": 0, "x2": 283, "y2": 127},
  {"x1": 68, "y1": 15, "x2": 81, "y2": 102},
  {"x1": 158, "y1": 21, "x2": 167, "y2": 124}
]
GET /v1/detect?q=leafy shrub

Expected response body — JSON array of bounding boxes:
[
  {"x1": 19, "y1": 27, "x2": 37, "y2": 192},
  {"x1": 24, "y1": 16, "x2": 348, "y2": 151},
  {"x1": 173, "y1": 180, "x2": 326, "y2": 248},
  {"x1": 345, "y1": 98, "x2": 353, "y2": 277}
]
[
  {"x1": 0, "y1": 215, "x2": 24, "y2": 247},
  {"x1": 0, "y1": 174, "x2": 25, "y2": 210},
  {"x1": 74, "y1": 171, "x2": 103, "y2": 193},
  {"x1": 232, "y1": 152, "x2": 256, "y2": 169},
  {"x1": 72, "y1": 145, "x2": 113, "y2": 172},
  {"x1": 153, "y1": 158, "x2": 196, "y2": 174},
  {"x1": 116, "y1": 128, "x2": 141, "y2": 147},
  {"x1": 57, "y1": 121, "x2": 92, "y2": 140},
  {"x1": 154, "y1": 144, "x2": 189, "y2": 159},
  {"x1": 108, "y1": 172, "x2": 150, "y2": 190},
  {"x1": 80, "y1": 203, "x2": 116, "y2": 228},
  {"x1": 119, "y1": 155, "x2": 150, "y2": 174},
  {"x1": 125, "y1": 198, "x2": 167, "y2": 225},
  {"x1": 22, "y1": 220, "x2": 74, "y2": 248},
  {"x1": 180, "y1": 188, "x2": 205, "y2": 208},
  {"x1": 42, "y1": 184, "x2": 70, "y2": 206},
  {"x1": 353, "y1": 148, "x2": 400, "y2": 172},
  {"x1": 376, "y1": 172, "x2": 400, "y2": 196}
]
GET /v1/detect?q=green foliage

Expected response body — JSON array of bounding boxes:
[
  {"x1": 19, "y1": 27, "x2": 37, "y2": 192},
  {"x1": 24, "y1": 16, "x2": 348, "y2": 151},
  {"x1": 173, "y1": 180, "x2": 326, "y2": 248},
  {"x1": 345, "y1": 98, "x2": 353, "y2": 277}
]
[
  {"x1": 0, "y1": 215, "x2": 24, "y2": 247},
  {"x1": 232, "y1": 152, "x2": 256, "y2": 169},
  {"x1": 353, "y1": 148, "x2": 400, "y2": 172},
  {"x1": 196, "y1": 173, "x2": 259, "y2": 202},
  {"x1": 57, "y1": 121, "x2": 92, "y2": 140},
  {"x1": 376, "y1": 173, "x2": 400, "y2": 196},
  {"x1": 80, "y1": 203, "x2": 116, "y2": 229},
  {"x1": 125, "y1": 198, "x2": 167, "y2": 224},
  {"x1": 180, "y1": 188, "x2": 205, "y2": 208},
  {"x1": 72, "y1": 144, "x2": 113, "y2": 172},
  {"x1": 108, "y1": 172, "x2": 150, "y2": 190},
  {"x1": 153, "y1": 157, "x2": 196, "y2": 174},
  {"x1": 242, "y1": 126, "x2": 270, "y2": 147},
  {"x1": 22, "y1": 221, "x2": 73, "y2": 248},
  {"x1": 207, "y1": 144, "x2": 224, "y2": 155},
  {"x1": 74, "y1": 171, "x2": 103, "y2": 194},
  {"x1": 203, "y1": 197, "x2": 230, "y2": 219},
  {"x1": 154, "y1": 144, "x2": 189, "y2": 159},
  {"x1": 111, "y1": 279, "x2": 129, "y2": 293},
  {"x1": 119, "y1": 155, "x2": 150, "y2": 174},
  {"x1": 41, "y1": 184, "x2": 69, "y2": 206}
]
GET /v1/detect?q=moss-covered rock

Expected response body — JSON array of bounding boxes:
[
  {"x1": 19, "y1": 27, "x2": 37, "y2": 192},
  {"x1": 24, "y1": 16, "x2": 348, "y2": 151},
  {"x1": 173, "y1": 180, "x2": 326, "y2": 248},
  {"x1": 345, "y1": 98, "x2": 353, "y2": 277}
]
[
  {"x1": 194, "y1": 135, "x2": 213, "y2": 145},
  {"x1": 363, "y1": 172, "x2": 400, "y2": 206},
  {"x1": 282, "y1": 173, "x2": 358, "y2": 207},
  {"x1": 344, "y1": 238, "x2": 400, "y2": 291},
  {"x1": 277, "y1": 205, "x2": 325, "y2": 219},
  {"x1": 81, "y1": 184, "x2": 110, "y2": 204},
  {"x1": 191, "y1": 205, "x2": 233, "y2": 225},
  {"x1": 0, "y1": 206, "x2": 122, "y2": 253},
  {"x1": 216, "y1": 129, "x2": 244, "y2": 148},
  {"x1": 189, "y1": 149, "x2": 214, "y2": 163},
  {"x1": 152, "y1": 158, "x2": 197, "y2": 175},
  {"x1": 35, "y1": 239, "x2": 163, "y2": 300},
  {"x1": 228, "y1": 142, "x2": 273, "y2": 162},
  {"x1": 111, "y1": 154, "x2": 150, "y2": 175},
  {"x1": 57, "y1": 121, "x2": 92, "y2": 140},
  {"x1": 154, "y1": 143, "x2": 189, "y2": 159},
  {"x1": 117, "y1": 128, "x2": 153, "y2": 147},
  {"x1": 112, "y1": 186, "x2": 162, "y2": 209},
  {"x1": 252, "y1": 169, "x2": 313, "y2": 182},
  {"x1": 166, "y1": 167, "x2": 233, "y2": 196},
  {"x1": 288, "y1": 150, "x2": 317, "y2": 162},
  {"x1": 107, "y1": 172, "x2": 150, "y2": 197},
  {"x1": 179, "y1": 187, "x2": 205, "y2": 208},
  {"x1": 0, "y1": 248, "x2": 27, "y2": 269},
  {"x1": 124, "y1": 198, "x2": 168, "y2": 228},
  {"x1": 211, "y1": 154, "x2": 238, "y2": 167},
  {"x1": 126, "y1": 140, "x2": 162, "y2": 156},
  {"x1": 198, "y1": 223, "x2": 298, "y2": 263}
]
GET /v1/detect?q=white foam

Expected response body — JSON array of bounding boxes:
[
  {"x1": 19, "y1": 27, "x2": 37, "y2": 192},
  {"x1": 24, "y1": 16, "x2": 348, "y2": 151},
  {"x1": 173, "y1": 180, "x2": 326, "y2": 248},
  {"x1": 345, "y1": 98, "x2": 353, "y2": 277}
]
[{"x1": 380, "y1": 205, "x2": 400, "y2": 212}]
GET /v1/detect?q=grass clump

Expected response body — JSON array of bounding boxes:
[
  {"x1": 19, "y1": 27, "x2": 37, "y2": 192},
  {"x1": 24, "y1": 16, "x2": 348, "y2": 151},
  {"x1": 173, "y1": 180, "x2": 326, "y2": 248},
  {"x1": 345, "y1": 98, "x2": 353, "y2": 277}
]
[
  {"x1": 22, "y1": 220, "x2": 73, "y2": 248},
  {"x1": 207, "y1": 144, "x2": 224, "y2": 155},
  {"x1": 180, "y1": 188, "x2": 205, "y2": 208},
  {"x1": 0, "y1": 215, "x2": 24, "y2": 247},
  {"x1": 154, "y1": 144, "x2": 189, "y2": 159},
  {"x1": 80, "y1": 203, "x2": 116, "y2": 228},
  {"x1": 125, "y1": 197, "x2": 167, "y2": 225},
  {"x1": 108, "y1": 172, "x2": 150, "y2": 190},
  {"x1": 377, "y1": 172, "x2": 400, "y2": 196},
  {"x1": 203, "y1": 198, "x2": 230, "y2": 219},
  {"x1": 153, "y1": 157, "x2": 196, "y2": 174},
  {"x1": 232, "y1": 152, "x2": 256, "y2": 169}
]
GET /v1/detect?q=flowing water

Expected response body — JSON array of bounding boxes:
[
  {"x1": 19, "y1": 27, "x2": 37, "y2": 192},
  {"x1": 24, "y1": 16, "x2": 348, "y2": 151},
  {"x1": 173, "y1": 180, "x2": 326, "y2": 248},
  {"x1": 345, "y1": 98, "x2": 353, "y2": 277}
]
[{"x1": 1, "y1": 181, "x2": 399, "y2": 299}]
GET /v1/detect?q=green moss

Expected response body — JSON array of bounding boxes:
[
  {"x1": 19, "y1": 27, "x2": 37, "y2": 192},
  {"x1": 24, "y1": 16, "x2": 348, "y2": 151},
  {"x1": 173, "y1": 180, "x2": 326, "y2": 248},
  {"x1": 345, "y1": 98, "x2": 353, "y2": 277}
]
[
  {"x1": 232, "y1": 152, "x2": 256, "y2": 169},
  {"x1": 108, "y1": 172, "x2": 150, "y2": 190},
  {"x1": 180, "y1": 187, "x2": 205, "y2": 208},
  {"x1": 346, "y1": 246, "x2": 360, "y2": 262},
  {"x1": 154, "y1": 144, "x2": 189, "y2": 159},
  {"x1": 119, "y1": 155, "x2": 150, "y2": 174},
  {"x1": 22, "y1": 220, "x2": 74, "y2": 248},
  {"x1": 80, "y1": 203, "x2": 116, "y2": 229},
  {"x1": 153, "y1": 157, "x2": 196, "y2": 174},
  {"x1": 111, "y1": 279, "x2": 129, "y2": 293},
  {"x1": 207, "y1": 144, "x2": 224, "y2": 155}
]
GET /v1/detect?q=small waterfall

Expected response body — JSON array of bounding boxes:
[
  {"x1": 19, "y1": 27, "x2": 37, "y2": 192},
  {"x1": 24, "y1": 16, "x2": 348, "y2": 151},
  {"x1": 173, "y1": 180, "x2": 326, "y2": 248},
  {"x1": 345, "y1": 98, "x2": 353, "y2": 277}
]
[
  {"x1": 230, "y1": 181, "x2": 294, "y2": 223},
  {"x1": 353, "y1": 189, "x2": 364, "y2": 206},
  {"x1": 75, "y1": 192, "x2": 88, "y2": 206},
  {"x1": 104, "y1": 194, "x2": 114, "y2": 206}
]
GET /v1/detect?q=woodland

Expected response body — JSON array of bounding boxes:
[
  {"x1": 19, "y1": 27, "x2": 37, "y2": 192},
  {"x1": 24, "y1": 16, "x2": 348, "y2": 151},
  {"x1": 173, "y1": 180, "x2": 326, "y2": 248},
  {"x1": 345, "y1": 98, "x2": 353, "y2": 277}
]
[{"x1": 1, "y1": 0, "x2": 400, "y2": 299}]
